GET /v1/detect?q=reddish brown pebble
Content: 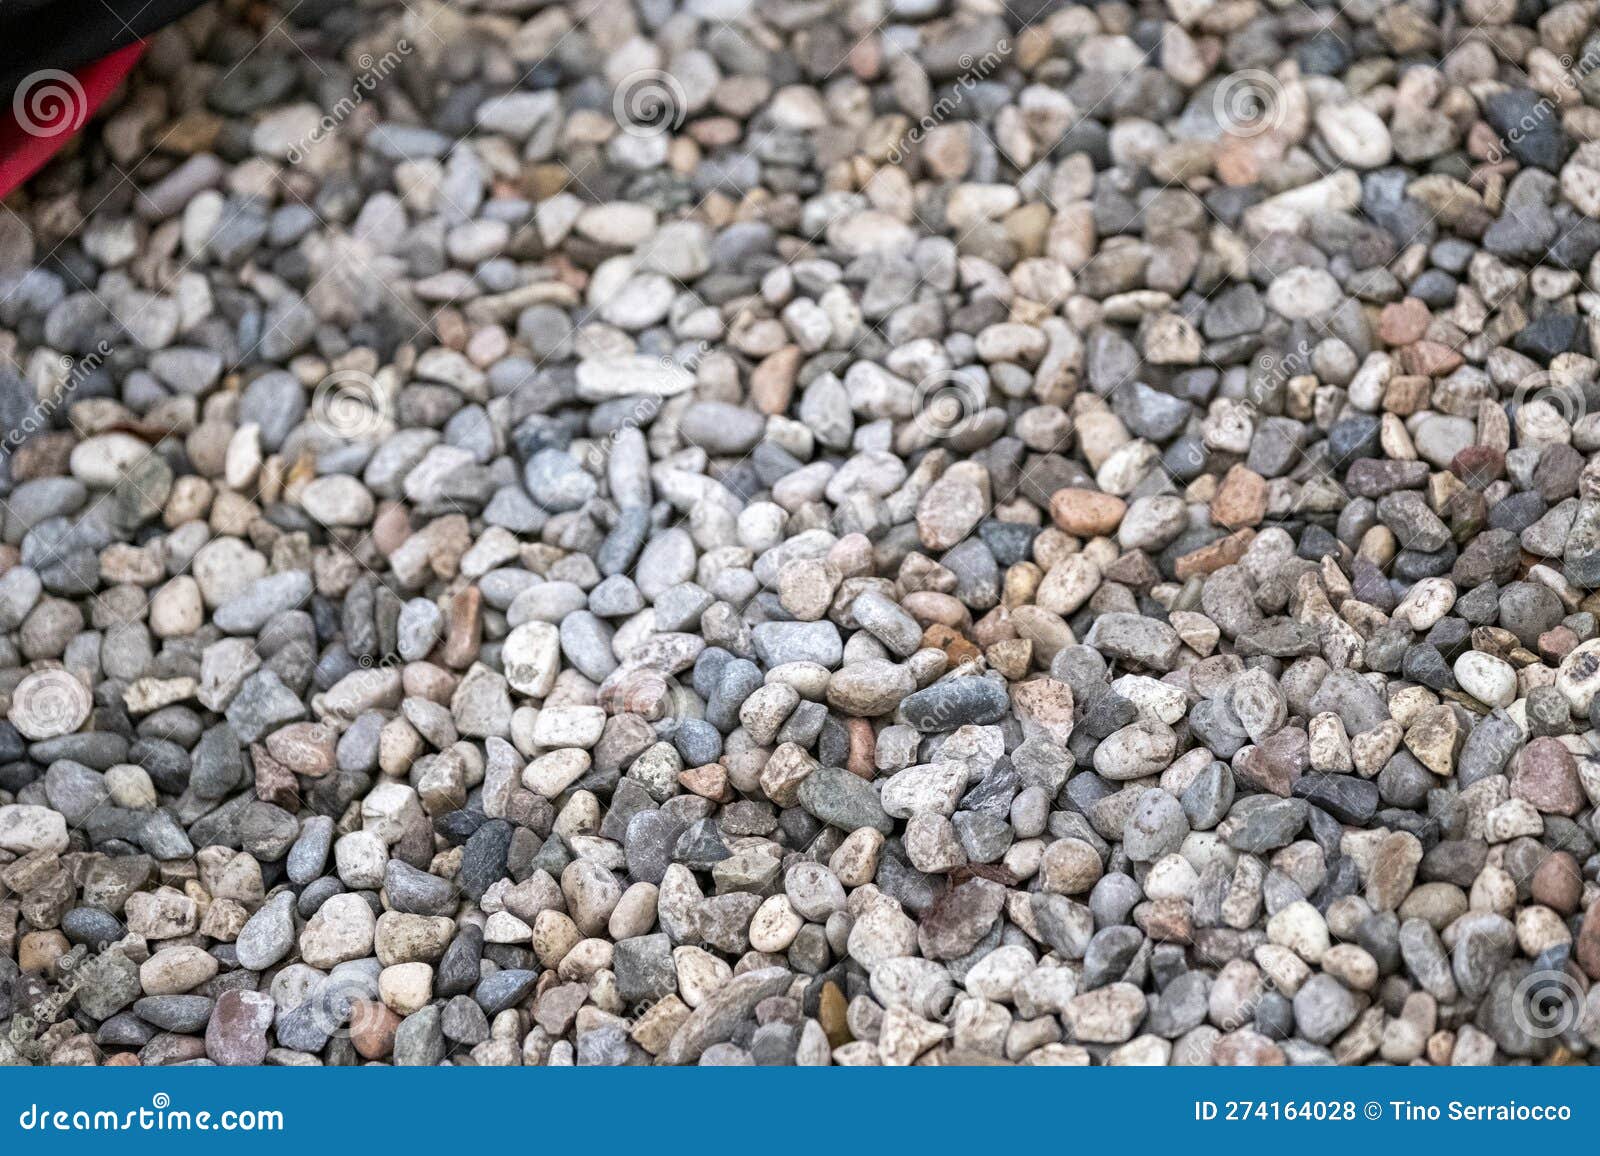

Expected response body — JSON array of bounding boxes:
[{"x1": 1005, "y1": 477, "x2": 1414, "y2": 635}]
[
  {"x1": 845, "y1": 717, "x2": 875, "y2": 779},
  {"x1": 1511, "y1": 736, "x2": 1585, "y2": 816},
  {"x1": 1049, "y1": 487, "x2": 1127, "y2": 537},
  {"x1": 922, "y1": 623, "x2": 980, "y2": 667},
  {"x1": 1401, "y1": 340, "x2": 1462, "y2": 377},
  {"x1": 1134, "y1": 897, "x2": 1193, "y2": 943},
  {"x1": 679, "y1": 764, "x2": 731, "y2": 802},
  {"x1": 1173, "y1": 529, "x2": 1254, "y2": 579},
  {"x1": 441, "y1": 585, "x2": 483, "y2": 669},
  {"x1": 1531, "y1": 851, "x2": 1584, "y2": 915},
  {"x1": 1450, "y1": 445, "x2": 1504, "y2": 488},
  {"x1": 350, "y1": 999, "x2": 402, "y2": 1059},
  {"x1": 1539, "y1": 626, "x2": 1580, "y2": 664},
  {"x1": 1210, "y1": 464, "x2": 1267, "y2": 528},
  {"x1": 1377, "y1": 297, "x2": 1431, "y2": 345},
  {"x1": 252, "y1": 742, "x2": 300, "y2": 808},
  {"x1": 1576, "y1": 904, "x2": 1600, "y2": 981},
  {"x1": 1210, "y1": 1031, "x2": 1287, "y2": 1065}
]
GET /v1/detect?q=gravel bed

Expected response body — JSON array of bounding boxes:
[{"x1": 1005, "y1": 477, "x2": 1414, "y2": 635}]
[{"x1": 1, "y1": 0, "x2": 1599, "y2": 1066}]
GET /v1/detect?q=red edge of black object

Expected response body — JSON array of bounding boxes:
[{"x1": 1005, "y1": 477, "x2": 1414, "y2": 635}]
[{"x1": 0, "y1": 41, "x2": 145, "y2": 199}]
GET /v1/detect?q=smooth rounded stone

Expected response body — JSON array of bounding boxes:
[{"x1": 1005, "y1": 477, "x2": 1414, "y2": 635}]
[
  {"x1": 560, "y1": 611, "x2": 618, "y2": 682},
  {"x1": 299, "y1": 892, "x2": 377, "y2": 968},
  {"x1": 0, "y1": 566, "x2": 43, "y2": 627},
  {"x1": 1093, "y1": 722, "x2": 1178, "y2": 780},
  {"x1": 396, "y1": 598, "x2": 444, "y2": 661},
  {"x1": 0, "y1": 804, "x2": 68, "y2": 854},
  {"x1": 1122, "y1": 789, "x2": 1188, "y2": 862},
  {"x1": 44, "y1": 760, "x2": 107, "y2": 824},
  {"x1": 797, "y1": 767, "x2": 893, "y2": 835},
  {"x1": 235, "y1": 891, "x2": 297, "y2": 971},
  {"x1": 213, "y1": 572, "x2": 312, "y2": 634},
  {"x1": 752, "y1": 621, "x2": 843, "y2": 668},
  {"x1": 61, "y1": 906, "x2": 125, "y2": 948},
  {"x1": 7, "y1": 0, "x2": 1600, "y2": 1073},
  {"x1": 1316, "y1": 102, "x2": 1392, "y2": 168},
  {"x1": 133, "y1": 994, "x2": 214, "y2": 1033},
  {"x1": 1500, "y1": 582, "x2": 1564, "y2": 648},
  {"x1": 524, "y1": 450, "x2": 597, "y2": 513},
  {"x1": 139, "y1": 945, "x2": 219, "y2": 996},
  {"x1": 1511, "y1": 738, "x2": 1585, "y2": 816},
  {"x1": 590, "y1": 575, "x2": 647, "y2": 619},
  {"x1": 1453, "y1": 651, "x2": 1516, "y2": 709},
  {"x1": 826, "y1": 660, "x2": 915, "y2": 717},
  {"x1": 899, "y1": 678, "x2": 1009, "y2": 732},
  {"x1": 679, "y1": 401, "x2": 766, "y2": 454},
  {"x1": 299, "y1": 474, "x2": 374, "y2": 527},
  {"x1": 287, "y1": 815, "x2": 335, "y2": 883}
]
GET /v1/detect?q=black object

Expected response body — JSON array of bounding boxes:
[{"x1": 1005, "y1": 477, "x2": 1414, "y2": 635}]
[{"x1": 0, "y1": 0, "x2": 208, "y2": 111}]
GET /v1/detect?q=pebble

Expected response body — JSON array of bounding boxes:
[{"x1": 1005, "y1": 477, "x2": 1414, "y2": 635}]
[{"x1": 0, "y1": 0, "x2": 1588, "y2": 1073}]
